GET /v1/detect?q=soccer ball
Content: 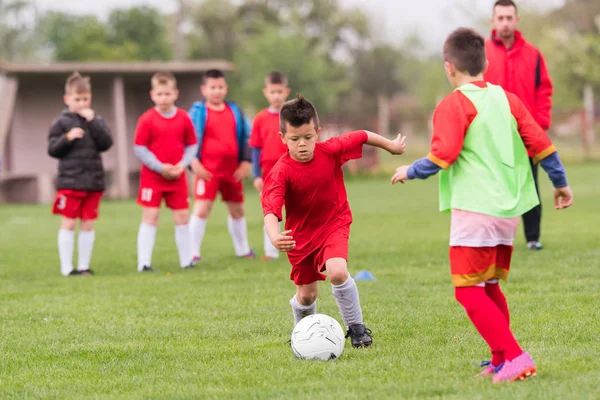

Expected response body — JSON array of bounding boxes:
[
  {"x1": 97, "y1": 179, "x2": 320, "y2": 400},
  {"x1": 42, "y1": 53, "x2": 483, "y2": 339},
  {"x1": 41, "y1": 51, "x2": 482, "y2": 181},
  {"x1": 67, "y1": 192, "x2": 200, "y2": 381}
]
[{"x1": 290, "y1": 314, "x2": 345, "y2": 361}]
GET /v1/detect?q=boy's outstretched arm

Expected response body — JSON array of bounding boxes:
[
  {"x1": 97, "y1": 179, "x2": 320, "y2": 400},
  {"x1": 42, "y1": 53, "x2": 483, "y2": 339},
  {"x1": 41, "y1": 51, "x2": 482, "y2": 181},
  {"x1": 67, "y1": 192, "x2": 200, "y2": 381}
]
[
  {"x1": 365, "y1": 131, "x2": 406, "y2": 155},
  {"x1": 264, "y1": 214, "x2": 295, "y2": 252}
]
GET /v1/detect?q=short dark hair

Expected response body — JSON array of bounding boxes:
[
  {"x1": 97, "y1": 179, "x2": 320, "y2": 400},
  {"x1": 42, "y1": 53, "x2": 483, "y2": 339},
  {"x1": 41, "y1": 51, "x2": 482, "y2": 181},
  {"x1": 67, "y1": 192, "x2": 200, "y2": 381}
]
[
  {"x1": 202, "y1": 69, "x2": 225, "y2": 84},
  {"x1": 443, "y1": 28, "x2": 486, "y2": 77},
  {"x1": 279, "y1": 94, "x2": 319, "y2": 134},
  {"x1": 151, "y1": 71, "x2": 177, "y2": 89},
  {"x1": 65, "y1": 71, "x2": 91, "y2": 94},
  {"x1": 265, "y1": 71, "x2": 288, "y2": 86},
  {"x1": 494, "y1": 0, "x2": 517, "y2": 14}
]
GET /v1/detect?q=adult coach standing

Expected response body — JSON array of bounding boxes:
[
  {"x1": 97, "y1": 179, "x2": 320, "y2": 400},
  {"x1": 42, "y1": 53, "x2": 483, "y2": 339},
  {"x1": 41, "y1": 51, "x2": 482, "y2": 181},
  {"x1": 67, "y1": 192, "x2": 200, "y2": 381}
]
[{"x1": 485, "y1": 0, "x2": 553, "y2": 250}]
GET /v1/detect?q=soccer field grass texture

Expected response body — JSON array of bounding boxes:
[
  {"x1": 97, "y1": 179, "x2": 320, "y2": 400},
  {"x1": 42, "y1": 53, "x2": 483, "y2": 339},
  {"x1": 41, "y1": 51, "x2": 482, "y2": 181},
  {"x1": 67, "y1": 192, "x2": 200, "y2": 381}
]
[{"x1": 0, "y1": 163, "x2": 598, "y2": 399}]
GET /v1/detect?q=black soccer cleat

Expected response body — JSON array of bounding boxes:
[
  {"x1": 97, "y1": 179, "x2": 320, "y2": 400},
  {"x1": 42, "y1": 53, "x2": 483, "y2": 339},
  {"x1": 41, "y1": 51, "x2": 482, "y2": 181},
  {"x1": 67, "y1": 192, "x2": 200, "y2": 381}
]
[
  {"x1": 345, "y1": 324, "x2": 373, "y2": 348},
  {"x1": 68, "y1": 270, "x2": 80, "y2": 276},
  {"x1": 79, "y1": 269, "x2": 94, "y2": 276},
  {"x1": 140, "y1": 265, "x2": 154, "y2": 272}
]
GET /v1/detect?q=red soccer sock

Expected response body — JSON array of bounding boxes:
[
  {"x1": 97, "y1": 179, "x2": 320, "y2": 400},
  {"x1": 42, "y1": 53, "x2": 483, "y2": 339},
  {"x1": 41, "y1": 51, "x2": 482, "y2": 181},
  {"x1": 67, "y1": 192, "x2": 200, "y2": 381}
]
[
  {"x1": 485, "y1": 281, "x2": 510, "y2": 324},
  {"x1": 455, "y1": 286, "x2": 522, "y2": 364}
]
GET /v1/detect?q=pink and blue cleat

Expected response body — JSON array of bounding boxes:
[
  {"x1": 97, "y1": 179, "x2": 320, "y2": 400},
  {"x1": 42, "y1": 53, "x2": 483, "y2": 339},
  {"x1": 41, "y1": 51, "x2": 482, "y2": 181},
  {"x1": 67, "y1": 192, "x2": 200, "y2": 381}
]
[
  {"x1": 492, "y1": 352, "x2": 536, "y2": 383},
  {"x1": 474, "y1": 361, "x2": 504, "y2": 377}
]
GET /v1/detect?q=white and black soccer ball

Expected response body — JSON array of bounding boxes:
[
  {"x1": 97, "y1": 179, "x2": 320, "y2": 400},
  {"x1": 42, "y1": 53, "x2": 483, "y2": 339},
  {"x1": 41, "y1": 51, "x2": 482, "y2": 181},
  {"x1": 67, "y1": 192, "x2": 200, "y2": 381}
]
[{"x1": 290, "y1": 314, "x2": 345, "y2": 361}]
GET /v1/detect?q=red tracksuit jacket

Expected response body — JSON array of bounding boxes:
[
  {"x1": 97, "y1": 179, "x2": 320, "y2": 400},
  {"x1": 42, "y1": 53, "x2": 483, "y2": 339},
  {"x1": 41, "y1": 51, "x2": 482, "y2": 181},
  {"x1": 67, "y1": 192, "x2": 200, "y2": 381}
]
[{"x1": 484, "y1": 30, "x2": 553, "y2": 130}]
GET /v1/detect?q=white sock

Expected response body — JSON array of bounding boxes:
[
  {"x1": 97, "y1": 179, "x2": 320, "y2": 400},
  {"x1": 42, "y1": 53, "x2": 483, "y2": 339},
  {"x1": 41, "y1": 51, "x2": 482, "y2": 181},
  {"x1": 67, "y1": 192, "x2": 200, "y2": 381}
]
[
  {"x1": 77, "y1": 230, "x2": 95, "y2": 271},
  {"x1": 137, "y1": 223, "x2": 157, "y2": 271},
  {"x1": 332, "y1": 276, "x2": 363, "y2": 327},
  {"x1": 290, "y1": 295, "x2": 317, "y2": 326},
  {"x1": 228, "y1": 216, "x2": 251, "y2": 256},
  {"x1": 58, "y1": 229, "x2": 75, "y2": 276},
  {"x1": 189, "y1": 216, "x2": 207, "y2": 258},
  {"x1": 264, "y1": 224, "x2": 279, "y2": 259},
  {"x1": 175, "y1": 224, "x2": 193, "y2": 268}
]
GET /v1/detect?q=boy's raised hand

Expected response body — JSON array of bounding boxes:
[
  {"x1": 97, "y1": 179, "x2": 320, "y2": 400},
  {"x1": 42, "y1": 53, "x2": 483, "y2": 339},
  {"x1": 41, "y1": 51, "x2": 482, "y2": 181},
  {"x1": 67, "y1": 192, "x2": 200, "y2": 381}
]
[
  {"x1": 66, "y1": 127, "x2": 85, "y2": 141},
  {"x1": 391, "y1": 165, "x2": 410, "y2": 184},
  {"x1": 390, "y1": 133, "x2": 407, "y2": 155},
  {"x1": 78, "y1": 108, "x2": 95, "y2": 121},
  {"x1": 554, "y1": 186, "x2": 574, "y2": 210},
  {"x1": 269, "y1": 229, "x2": 296, "y2": 252}
]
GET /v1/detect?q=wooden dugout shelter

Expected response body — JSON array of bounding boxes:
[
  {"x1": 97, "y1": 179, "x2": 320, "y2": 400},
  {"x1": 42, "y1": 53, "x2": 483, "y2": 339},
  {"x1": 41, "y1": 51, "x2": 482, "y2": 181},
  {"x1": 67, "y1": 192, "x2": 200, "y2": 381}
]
[{"x1": 0, "y1": 60, "x2": 234, "y2": 203}]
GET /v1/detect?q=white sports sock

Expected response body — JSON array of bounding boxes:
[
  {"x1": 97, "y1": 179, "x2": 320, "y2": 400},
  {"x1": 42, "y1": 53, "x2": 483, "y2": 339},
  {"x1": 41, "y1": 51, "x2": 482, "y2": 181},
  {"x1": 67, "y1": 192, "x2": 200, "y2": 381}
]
[
  {"x1": 175, "y1": 224, "x2": 193, "y2": 268},
  {"x1": 58, "y1": 229, "x2": 75, "y2": 276},
  {"x1": 290, "y1": 295, "x2": 317, "y2": 326},
  {"x1": 77, "y1": 230, "x2": 95, "y2": 271},
  {"x1": 332, "y1": 276, "x2": 363, "y2": 327},
  {"x1": 137, "y1": 223, "x2": 157, "y2": 271},
  {"x1": 189, "y1": 216, "x2": 207, "y2": 258},
  {"x1": 263, "y1": 224, "x2": 279, "y2": 259},
  {"x1": 228, "y1": 216, "x2": 251, "y2": 257}
]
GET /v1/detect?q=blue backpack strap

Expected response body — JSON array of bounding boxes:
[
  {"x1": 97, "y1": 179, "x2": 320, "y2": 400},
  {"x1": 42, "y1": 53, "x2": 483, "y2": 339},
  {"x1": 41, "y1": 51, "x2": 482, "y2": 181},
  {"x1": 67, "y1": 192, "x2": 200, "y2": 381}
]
[
  {"x1": 228, "y1": 102, "x2": 251, "y2": 163},
  {"x1": 189, "y1": 101, "x2": 207, "y2": 159}
]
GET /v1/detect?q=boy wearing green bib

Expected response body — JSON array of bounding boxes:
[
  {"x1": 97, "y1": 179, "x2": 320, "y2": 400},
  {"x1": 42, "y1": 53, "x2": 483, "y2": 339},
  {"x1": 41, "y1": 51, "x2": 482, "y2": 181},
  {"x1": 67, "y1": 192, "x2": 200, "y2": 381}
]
[{"x1": 392, "y1": 28, "x2": 573, "y2": 383}]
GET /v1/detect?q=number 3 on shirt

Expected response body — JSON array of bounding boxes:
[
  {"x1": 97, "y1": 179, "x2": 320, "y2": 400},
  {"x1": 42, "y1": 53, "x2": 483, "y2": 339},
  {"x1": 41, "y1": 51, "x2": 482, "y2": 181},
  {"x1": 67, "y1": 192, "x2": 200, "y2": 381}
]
[
  {"x1": 196, "y1": 180, "x2": 205, "y2": 196},
  {"x1": 141, "y1": 188, "x2": 153, "y2": 202}
]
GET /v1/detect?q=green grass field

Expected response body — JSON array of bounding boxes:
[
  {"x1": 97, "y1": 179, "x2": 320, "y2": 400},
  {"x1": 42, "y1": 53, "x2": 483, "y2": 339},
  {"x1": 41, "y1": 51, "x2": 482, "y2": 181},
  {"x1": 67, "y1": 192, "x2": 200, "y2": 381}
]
[{"x1": 1, "y1": 162, "x2": 599, "y2": 399}]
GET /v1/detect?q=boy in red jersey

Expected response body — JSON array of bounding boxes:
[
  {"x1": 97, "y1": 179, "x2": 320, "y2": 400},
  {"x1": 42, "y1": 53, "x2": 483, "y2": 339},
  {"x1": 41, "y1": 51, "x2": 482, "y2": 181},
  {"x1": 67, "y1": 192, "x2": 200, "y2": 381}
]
[
  {"x1": 391, "y1": 28, "x2": 573, "y2": 383},
  {"x1": 134, "y1": 72, "x2": 198, "y2": 272},
  {"x1": 48, "y1": 72, "x2": 113, "y2": 276},
  {"x1": 250, "y1": 71, "x2": 291, "y2": 260},
  {"x1": 261, "y1": 95, "x2": 406, "y2": 348},
  {"x1": 188, "y1": 70, "x2": 254, "y2": 261}
]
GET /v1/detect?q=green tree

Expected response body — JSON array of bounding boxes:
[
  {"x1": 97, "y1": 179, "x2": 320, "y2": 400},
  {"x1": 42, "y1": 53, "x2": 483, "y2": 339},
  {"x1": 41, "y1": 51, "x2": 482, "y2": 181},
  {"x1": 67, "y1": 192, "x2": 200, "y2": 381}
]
[
  {"x1": 38, "y1": 6, "x2": 171, "y2": 62},
  {"x1": 0, "y1": 0, "x2": 39, "y2": 61},
  {"x1": 107, "y1": 7, "x2": 172, "y2": 60},
  {"x1": 232, "y1": 26, "x2": 349, "y2": 114}
]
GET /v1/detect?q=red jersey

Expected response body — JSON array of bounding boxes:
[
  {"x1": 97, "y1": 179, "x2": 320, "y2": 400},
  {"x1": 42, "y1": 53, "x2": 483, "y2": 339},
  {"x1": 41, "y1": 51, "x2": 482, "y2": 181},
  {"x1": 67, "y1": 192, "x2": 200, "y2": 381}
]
[
  {"x1": 200, "y1": 105, "x2": 239, "y2": 177},
  {"x1": 134, "y1": 108, "x2": 197, "y2": 185},
  {"x1": 249, "y1": 109, "x2": 287, "y2": 178},
  {"x1": 262, "y1": 131, "x2": 368, "y2": 257},
  {"x1": 427, "y1": 81, "x2": 555, "y2": 170},
  {"x1": 484, "y1": 30, "x2": 553, "y2": 130}
]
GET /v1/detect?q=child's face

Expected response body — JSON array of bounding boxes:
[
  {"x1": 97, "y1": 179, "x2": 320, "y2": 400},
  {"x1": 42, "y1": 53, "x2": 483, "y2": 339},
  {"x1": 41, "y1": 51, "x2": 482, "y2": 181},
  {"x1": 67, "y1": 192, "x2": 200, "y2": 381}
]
[
  {"x1": 263, "y1": 83, "x2": 291, "y2": 110},
  {"x1": 281, "y1": 122, "x2": 320, "y2": 163},
  {"x1": 201, "y1": 77, "x2": 228, "y2": 106},
  {"x1": 64, "y1": 91, "x2": 91, "y2": 113},
  {"x1": 150, "y1": 83, "x2": 179, "y2": 112}
]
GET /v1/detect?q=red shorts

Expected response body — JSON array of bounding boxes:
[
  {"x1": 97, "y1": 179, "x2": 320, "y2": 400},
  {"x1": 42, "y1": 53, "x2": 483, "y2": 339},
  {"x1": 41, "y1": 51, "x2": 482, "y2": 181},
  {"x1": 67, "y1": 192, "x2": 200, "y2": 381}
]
[
  {"x1": 52, "y1": 190, "x2": 103, "y2": 220},
  {"x1": 449, "y1": 245, "x2": 513, "y2": 287},
  {"x1": 194, "y1": 176, "x2": 244, "y2": 203},
  {"x1": 289, "y1": 230, "x2": 349, "y2": 285},
  {"x1": 137, "y1": 178, "x2": 189, "y2": 210}
]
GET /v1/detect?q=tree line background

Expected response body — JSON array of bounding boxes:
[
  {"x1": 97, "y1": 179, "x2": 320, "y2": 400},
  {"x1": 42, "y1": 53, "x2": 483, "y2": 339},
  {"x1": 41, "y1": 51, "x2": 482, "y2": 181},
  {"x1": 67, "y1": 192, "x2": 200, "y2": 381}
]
[{"x1": 1, "y1": 0, "x2": 598, "y2": 147}]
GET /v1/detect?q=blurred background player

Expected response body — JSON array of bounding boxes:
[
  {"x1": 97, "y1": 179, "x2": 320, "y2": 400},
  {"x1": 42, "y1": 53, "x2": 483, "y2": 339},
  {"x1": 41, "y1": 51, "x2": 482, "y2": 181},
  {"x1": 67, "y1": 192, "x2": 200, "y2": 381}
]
[
  {"x1": 262, "y1": 95, "x2": 406, "y2": 348},
  {"x1": 188, "y1": 69, "x2": 255, "y2": 261},
  {"x1": 48, "y1": 72, "x2": 113, "y2": 276},
  {"x1": 485, "y1": 0, "x2": 553, "y2": 250},
  {"x1": 134, "y1": 72, "x2": 198, "y2": 272},
  {"x1": 392, "y1": 28, "x2": 572, "y2": 383},
  {"x1": 250, "y1": 71, "x2": 291, "y2": 260}
]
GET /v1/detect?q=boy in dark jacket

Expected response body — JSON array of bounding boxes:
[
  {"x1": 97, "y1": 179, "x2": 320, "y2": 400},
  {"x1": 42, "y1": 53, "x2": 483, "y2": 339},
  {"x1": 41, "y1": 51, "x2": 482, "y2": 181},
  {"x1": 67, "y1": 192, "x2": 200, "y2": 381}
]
[{"x1": 48, "y1": 72, "x2": 113, "y2": 276}]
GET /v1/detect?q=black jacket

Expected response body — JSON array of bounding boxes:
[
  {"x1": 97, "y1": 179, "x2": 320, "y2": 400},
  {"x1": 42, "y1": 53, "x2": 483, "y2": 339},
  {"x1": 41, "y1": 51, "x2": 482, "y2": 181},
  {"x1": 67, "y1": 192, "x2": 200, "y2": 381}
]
[{"x1": 47, "y1": 110, "x2": 113, "y2": 191}]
